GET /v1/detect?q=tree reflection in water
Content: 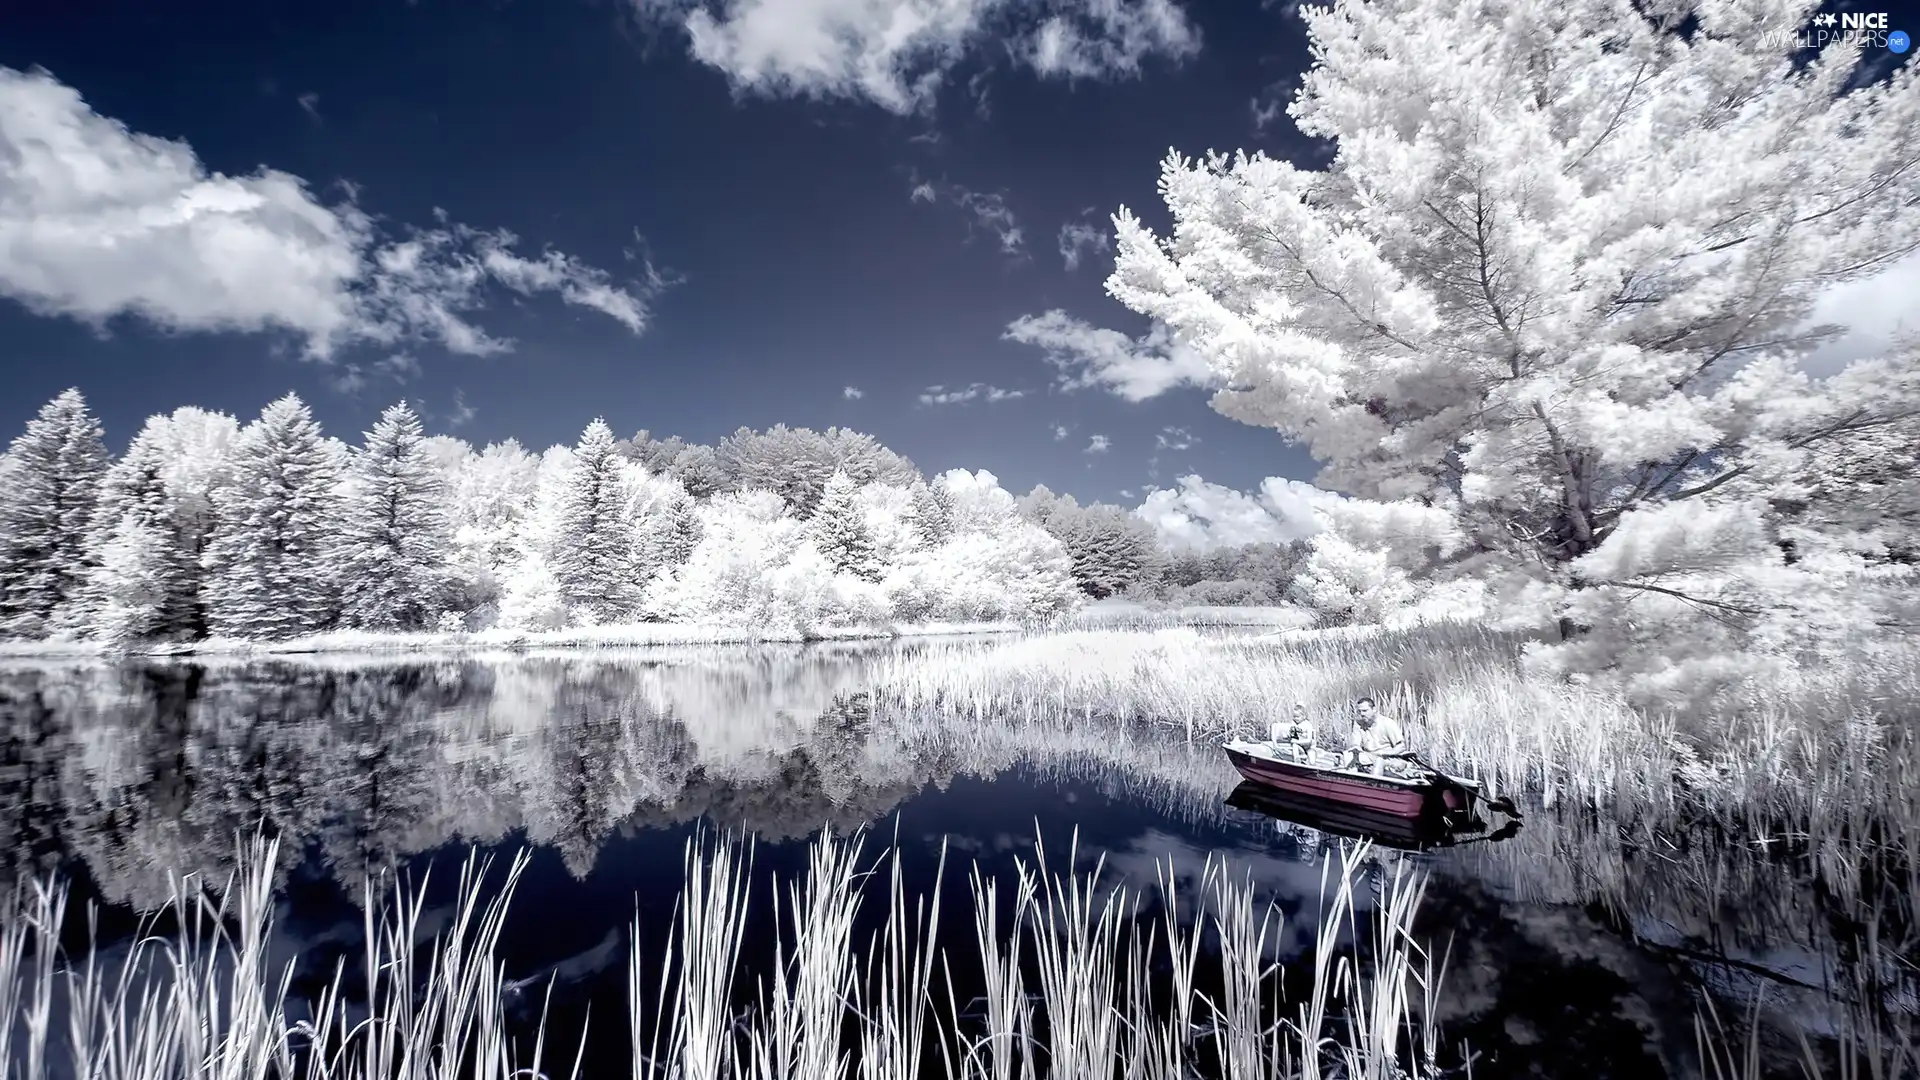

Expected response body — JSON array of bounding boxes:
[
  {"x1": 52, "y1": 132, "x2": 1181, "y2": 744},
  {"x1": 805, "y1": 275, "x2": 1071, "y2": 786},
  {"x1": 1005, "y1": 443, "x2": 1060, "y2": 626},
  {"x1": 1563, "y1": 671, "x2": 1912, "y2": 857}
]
[{"x1": 0, "y1": 643, "x2": 1912, "y2": 1078}]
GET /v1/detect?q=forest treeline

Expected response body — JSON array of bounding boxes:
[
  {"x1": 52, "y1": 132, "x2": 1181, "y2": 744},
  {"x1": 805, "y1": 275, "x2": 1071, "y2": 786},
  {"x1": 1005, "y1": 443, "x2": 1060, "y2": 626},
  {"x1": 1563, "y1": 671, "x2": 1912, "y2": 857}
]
[{"x1": 0, "y1": 390, "x2": 1307, "y2": 643}]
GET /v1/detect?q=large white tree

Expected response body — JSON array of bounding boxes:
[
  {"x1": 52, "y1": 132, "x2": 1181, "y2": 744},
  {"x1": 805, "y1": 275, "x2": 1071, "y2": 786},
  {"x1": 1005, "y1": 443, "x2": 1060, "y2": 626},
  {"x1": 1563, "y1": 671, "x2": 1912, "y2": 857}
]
[
  {"x1": 339, "y1": 403, "x2": 454, "y2": 631},
  {"x1": 64, "y1": 414, "x2": 197, "y2": 642},
  {"x1": 550, "y1": 420, "x2": 640, "y2": 624},
  {"x1": 1102, "y1": 0, "x2": 1920, "y2": 697},
  {"x1": 811, "y1": 469, "x2": 883, "y2": 581},
  {"x1": 0, "y1": 389, "x2": 108, "y2": 638},
  {"x1": 202, "y1": 394, "x2": 345, "y2": 640}
]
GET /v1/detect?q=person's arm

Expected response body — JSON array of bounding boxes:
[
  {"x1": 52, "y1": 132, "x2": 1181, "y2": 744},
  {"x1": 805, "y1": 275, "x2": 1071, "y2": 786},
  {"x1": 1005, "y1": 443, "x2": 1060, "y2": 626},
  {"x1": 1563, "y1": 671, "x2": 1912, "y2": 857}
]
[{"x1": 1380, "y1": 718, "x2": 1410, "y2": 755}]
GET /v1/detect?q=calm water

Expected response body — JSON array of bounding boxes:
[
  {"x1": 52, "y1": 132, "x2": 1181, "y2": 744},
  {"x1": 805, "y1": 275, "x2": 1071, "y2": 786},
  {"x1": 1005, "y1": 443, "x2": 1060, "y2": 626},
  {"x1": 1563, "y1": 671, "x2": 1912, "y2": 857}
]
[{"x1": 1, "y1": 641, "x2": 1912, "y2": 1079}]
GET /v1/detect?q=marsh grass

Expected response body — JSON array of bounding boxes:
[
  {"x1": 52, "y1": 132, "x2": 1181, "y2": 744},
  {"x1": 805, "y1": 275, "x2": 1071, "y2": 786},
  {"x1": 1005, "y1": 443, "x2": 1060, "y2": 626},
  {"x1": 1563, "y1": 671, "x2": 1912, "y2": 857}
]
[
  {"x1": 862, "y1": 624, "x2": 1920, "y2": 827},
  {"x1": 3, "y1": 830, "x2": 1451, "y2": 1080}
]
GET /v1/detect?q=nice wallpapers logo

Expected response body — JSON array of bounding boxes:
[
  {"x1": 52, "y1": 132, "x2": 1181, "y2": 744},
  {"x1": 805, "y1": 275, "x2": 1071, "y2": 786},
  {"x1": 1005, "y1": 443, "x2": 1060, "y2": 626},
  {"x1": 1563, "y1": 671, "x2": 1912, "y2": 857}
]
[{"x1": 1763, "y1": 10, "x2": 1911, "y2": 52}]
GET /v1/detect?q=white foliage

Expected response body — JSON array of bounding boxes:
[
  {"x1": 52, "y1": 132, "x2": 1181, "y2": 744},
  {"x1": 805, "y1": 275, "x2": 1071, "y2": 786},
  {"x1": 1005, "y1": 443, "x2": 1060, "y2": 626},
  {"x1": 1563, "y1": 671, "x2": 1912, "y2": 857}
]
[
  {"x1": 1098, "y1": 0, "x2": 1920, "y2": 673},
  {"x1": 339, "y1": 403, "x2": 455, "y2": 631},
  {"x1": 0, "y1": 389, "x2": 107, "y2": 637},
  {"x1": 201, "y1": 394, "x2": 343, "y2": 640}
]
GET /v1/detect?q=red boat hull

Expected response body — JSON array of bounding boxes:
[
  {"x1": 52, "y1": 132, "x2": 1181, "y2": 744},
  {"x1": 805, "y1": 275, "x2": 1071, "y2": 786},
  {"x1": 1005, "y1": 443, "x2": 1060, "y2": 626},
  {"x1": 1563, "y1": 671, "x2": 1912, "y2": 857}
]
[{"x1": 1223, "y1": 743, "x2": 1470, "y2": 821}]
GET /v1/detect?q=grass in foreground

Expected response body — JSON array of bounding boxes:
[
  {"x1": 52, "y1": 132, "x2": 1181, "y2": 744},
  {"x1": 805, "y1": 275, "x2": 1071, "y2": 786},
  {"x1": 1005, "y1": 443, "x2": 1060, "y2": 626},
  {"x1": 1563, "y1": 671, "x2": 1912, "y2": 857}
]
[{"x1": 1, "y1": 831, "x2": 1448, "y2": 1080}]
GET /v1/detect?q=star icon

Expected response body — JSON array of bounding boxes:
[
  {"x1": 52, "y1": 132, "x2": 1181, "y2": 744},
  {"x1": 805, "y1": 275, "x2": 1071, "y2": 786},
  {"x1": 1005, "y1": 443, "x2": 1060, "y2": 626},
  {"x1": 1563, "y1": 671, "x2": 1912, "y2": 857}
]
[{"x1": 1814, "y1": 11, "x2": 1837, "y2": 26}]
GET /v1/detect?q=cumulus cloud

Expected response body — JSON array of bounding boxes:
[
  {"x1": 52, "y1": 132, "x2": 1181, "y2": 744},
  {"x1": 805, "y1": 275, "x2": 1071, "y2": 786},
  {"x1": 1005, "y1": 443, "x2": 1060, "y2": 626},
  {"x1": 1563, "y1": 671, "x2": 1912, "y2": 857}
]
[
  {"x1": 0, "y1": 67, "x2": 662, "y2": 359},
  {"x1": 1057, "y1": 217, "x2": 1109, "y2": 272},
  {"x1": 1799, "y1": 251, "x2": 1920, "y2": 376},
  {"x1": 1133, "y1": 475, "x2": 1326, "y2": 551},
  {"x1": 1004, "y1": 309, "x2": 1216, "y2": 401},
  {"x1": 919, "y1": 382, "x2": 1025, "y2": 405},
  {"x1": 843, "y1": 385, "x2": 865, "y2": 399},
  {"x1": 631, "y1": 0, "x2": 1200, "y2": 115},
  {"x1": 1084, "y1": 433, "x2": 1110, "y2": 454},
  {"x1": 1051, "y1": 423, "x2": 1071, "y2": 441},
  {"x1": 911, "y1": 174, "x2": 1024, "y2": 255}
]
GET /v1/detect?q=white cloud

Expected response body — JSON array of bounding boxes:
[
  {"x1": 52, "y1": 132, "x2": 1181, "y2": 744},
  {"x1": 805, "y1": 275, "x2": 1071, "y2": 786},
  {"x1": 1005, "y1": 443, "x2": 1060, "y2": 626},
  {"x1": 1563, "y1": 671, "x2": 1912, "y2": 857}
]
[
  {"x1": 1249, "y1": 95, "x2": 1283, "y2": 130},
  {"x1": 1004, "y1": 309, "x2": 1216, "y2": 401},
  {"x1": 1057, "y1": 218, "x2": 1110, "y2": 272},
  {"x1": 1155, "y1": 425, "x2": 1195, "y2": 450},
  {"x1": 1051, "y1": 423, "x2": 1071, "y2": 441},
  {"x1": 447, "y1": 389, "x2": 477, "y2": 429},
  {"x1": 1022, "y1": 0, "x2": 1198, "y2": 81},
  {"x1": 842, "y1": 385, "x2": 865, "y2": 399},
  {"x1": 1084, "y1": 433, "x2": 1110, "y2": 454},
  {"x1": 297, "y1": 92, "x2": 322, "y2": 123},
  {"x1": 325, "y1": 352, "x2": 419, "y2": 396},
  {"x1": 918, "y1": 382, "x2": 1025, "y2": 405},
  {"x1": 1133, "y1": 475, "x2": 1326, "y2": 552},
  {"x1": 0, "y1": 67, "x2": 662, "y2": 359},
  {"x1": 912, "y1": 174, "x2": 1025, "y2": 255},
  {"x1": 631, "y1": 0, "x2": 1199, "y2": 115},
  {"x1": 1798, "y1": 251, "x2": 1920, "y2": 376}
]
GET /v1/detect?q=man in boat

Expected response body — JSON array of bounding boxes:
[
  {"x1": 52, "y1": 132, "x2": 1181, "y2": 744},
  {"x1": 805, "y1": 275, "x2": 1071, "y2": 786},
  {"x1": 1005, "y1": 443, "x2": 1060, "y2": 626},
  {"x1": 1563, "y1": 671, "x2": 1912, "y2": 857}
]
[
  {"x1": 1344, "y1": 697, "x2": 1410, "y2": 776},
  {"x1": 1268, "y1": 703, "x2": 1316, "y2": 760}
]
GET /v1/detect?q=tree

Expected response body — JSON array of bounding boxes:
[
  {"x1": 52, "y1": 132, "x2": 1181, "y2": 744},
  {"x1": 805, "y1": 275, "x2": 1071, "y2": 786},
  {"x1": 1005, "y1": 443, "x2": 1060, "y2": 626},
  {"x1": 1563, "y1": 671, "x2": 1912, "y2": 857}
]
[
  {"x1": 157, "y1": 408, "x2": 242, "y2": 638},
  {"x1": 1018, "y1": 486, "x2": 1165, "y2": 599},
  {"x1": 630, "y1": 470, "x2": 703, "y2": 594},
  {"x1": 1065, "y1": 504, "x2": 1165, "y2": 599},
  {"x1": 905, "y1": 480, "x2": 952, "y2": 547},
  {"x1": 716, "y1": 425, "x2": 919, "y2": 516},
  {"x1": 202, "y1": 395, "x2": 344, "y2": 640},
  {"x1": 811, "y1": 470, "x2": 882, "y2": 581},
  {"x1": 64, "y1": 416, "x2": 185, "y2": 642},
  {"x1": 624, "y1": 430, "x2": 729, "y2": 497},
  {"x1": 0, "y1": 389, "x2": 108, "y2": 638},
  {"x1": 1102, "y1": 0, "x2": 1920, "y2": 689},
  {"x1": 551, "y1": 419, "x2": 639, "y2": 624},
  {"x1": 339, "y1": 403, "x2": 454, "y2": 631}
]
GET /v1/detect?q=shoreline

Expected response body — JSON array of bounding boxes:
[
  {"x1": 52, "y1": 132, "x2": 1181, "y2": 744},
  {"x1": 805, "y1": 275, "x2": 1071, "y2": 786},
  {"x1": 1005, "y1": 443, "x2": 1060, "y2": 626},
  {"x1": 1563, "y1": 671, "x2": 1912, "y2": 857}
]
[{"x1": 0, "y1": 619, "x2": 1028, "y2": 662}]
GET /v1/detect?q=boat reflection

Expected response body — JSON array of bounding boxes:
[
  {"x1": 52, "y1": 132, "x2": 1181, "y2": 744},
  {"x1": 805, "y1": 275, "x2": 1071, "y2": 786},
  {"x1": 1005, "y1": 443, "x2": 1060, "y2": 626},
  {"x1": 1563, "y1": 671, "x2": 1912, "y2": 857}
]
[{"x1": 1225, "y1": 780, "x2": 1523, "y2": 852}]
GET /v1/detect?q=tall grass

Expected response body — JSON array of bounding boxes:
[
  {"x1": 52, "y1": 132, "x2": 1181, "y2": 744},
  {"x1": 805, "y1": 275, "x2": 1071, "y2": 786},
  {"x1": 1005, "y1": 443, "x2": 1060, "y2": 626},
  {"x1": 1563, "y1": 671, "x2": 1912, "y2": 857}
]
[
  {"x1": 1, "y1": 830, "x2": 1448, "y2": 1080},
  {"x1": 861, "y1": 624, "x2": 1920, "y2": 824}
]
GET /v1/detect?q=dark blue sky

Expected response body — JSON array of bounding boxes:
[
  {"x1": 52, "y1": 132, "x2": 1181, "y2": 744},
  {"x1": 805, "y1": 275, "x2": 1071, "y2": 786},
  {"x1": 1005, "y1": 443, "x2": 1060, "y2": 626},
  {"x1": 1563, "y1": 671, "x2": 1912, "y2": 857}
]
[{"x1": 0, "y1": 0, "x2": 1328, "y2": 506}]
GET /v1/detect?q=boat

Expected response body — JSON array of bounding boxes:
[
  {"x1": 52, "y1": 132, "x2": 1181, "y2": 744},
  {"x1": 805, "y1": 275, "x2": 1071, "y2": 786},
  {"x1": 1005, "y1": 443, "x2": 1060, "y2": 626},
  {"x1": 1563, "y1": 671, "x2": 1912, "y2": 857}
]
[
  {"x1": 1221, "y1": 739, "x2": 1514, "y2": 833},
  {"x1": 1225, "y1": 781, "x2": 1519, "y2": 852}
]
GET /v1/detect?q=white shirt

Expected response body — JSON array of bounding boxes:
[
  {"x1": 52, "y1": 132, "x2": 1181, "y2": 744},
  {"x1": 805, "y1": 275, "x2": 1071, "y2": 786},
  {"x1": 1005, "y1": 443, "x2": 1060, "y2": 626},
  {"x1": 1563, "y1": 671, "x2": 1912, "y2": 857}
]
[
  {"x1": 1271, "y1": 718, "x2": 1315, "y2": 746},
  {"x1": 1347, "y1": 714, "x2": 1407, "y2": 758}
]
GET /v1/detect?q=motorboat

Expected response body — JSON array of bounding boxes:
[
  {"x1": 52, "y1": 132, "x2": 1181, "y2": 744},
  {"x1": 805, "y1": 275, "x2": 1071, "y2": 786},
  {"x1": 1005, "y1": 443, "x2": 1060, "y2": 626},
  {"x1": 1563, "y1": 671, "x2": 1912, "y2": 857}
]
[{"x1": 1222, "y1": 739, "x2": 1518, "y2": 833}]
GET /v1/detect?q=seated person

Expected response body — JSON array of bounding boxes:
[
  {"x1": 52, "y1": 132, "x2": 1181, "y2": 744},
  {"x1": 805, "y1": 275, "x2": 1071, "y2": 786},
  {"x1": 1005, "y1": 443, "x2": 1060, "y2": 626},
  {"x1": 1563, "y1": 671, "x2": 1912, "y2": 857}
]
[
  {"x1": 1269, "y1": 703, "x2": 1317, "y2": 759},
  {"x1": 1343, "y1": 696, "x2": 1410, "y2": 775}
]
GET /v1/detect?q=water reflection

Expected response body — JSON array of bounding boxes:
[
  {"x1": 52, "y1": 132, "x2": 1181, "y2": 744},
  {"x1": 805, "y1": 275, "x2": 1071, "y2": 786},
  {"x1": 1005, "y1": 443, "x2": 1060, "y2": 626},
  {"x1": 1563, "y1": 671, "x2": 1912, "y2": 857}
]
[{"x1": 0, "y1": 644, "x2": 1912, "y2": 1079}]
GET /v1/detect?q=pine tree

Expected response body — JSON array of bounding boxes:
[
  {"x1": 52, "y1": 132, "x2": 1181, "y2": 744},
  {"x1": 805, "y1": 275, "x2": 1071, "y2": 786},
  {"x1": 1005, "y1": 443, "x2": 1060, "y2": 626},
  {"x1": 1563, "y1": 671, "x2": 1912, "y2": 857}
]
[
  {"x1": 63, "y1": 417, "x2": 179, "y2": 641},
  {"x1": 0, "y1": 389, "x2": 108, "y2": 638},
  {"x1": 86, "y1": 514, "x2": 174, "y2": 644},
  {"x1": 202, "y1": 394, "x2": 345, "y2": 640},
  {"x1": 811, "y1": 470, "x2": 881, "y2": 581},
  {"x1": 340, "y1": 403, "x2": 455, "y2": 631},
  {"x1": 551, "y1": 419, "x2": 638, "y2": 624},
  {"x1": 905, "y1": 480, "x2": 952, "y2": 548},
  {"x1": 634, "y1": 481, "x2": 702, "y2": 589}
]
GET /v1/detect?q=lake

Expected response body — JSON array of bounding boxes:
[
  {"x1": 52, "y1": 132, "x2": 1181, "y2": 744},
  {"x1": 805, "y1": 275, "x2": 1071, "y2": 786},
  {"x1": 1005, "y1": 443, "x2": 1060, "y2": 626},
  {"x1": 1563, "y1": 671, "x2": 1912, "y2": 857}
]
[{"x1": 1, "y1": 639, "x2": 1912, "y2": 1079}]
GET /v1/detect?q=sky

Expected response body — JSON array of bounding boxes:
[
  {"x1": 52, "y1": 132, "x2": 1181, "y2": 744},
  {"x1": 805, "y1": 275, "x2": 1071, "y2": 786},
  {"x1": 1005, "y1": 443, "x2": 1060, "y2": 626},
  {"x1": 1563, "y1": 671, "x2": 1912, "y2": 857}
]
[{"x1": 1, "y1": 0, "x2": 1914, "y2": 535}]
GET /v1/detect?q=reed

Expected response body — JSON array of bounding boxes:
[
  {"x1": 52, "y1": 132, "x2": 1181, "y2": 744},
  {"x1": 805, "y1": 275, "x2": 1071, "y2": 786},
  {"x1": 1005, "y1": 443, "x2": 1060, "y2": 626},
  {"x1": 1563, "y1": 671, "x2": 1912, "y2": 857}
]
[
  {"x1": 3, "y1": 829, "x2": 1454, "y2": 1080},
  {"x1": 858, "y1": 625, "x2": 1920, "y2": 826}
]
